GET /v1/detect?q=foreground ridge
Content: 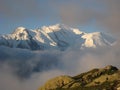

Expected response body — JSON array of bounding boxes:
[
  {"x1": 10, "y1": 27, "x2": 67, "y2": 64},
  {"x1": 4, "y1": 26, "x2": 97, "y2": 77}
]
[{"x1": 39, "y1": 65, "x2": 120, "y2": 90}]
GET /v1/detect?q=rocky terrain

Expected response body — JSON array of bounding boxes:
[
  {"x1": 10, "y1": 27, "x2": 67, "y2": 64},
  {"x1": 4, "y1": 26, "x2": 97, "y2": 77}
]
[{"x1": 39, "y1": 65, "x2": 120, "y2": 90}]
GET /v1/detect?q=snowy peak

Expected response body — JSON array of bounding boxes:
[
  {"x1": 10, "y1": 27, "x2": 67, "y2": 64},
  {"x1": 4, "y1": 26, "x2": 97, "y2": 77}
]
[
  {"x1": 13, "y1": 27, "x2": 28, "y2": 34},
  {"x1": 41, "y1": 24, "x2": 71, "y2": 33},
  {"x1": 12, "y1": 27, "x2": 30, "y2": 40},
  {"x1": 82, "y1": 32, "x2": 103, "y2": 48},
  {"x1": 41, "y1": 24, "x2": 83, "y2": 35},
  {"x1": 81, "y1": 32, "x2": 115, "y2": 48},
  {"x1": 72, "y1": 28, "x2": 83, "y2": 35},
  {"x1": 0, "y1": 24, "x2": 116, "y2": 50}
]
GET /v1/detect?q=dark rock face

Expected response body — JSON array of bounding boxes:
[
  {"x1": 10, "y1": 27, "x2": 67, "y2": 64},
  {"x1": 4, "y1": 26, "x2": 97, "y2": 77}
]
[{"x1": 104, "y1": 65, "x2": 118, "y2": 71}]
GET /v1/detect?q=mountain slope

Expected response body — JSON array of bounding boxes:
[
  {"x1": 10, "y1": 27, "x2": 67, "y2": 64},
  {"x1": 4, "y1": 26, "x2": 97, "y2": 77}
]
[
  {"x1": 39, "y1": 65, "x2": 120, "y2": 90},
  {"x1": 0, "y1": 24, "x2": 115, "y2": 50}
]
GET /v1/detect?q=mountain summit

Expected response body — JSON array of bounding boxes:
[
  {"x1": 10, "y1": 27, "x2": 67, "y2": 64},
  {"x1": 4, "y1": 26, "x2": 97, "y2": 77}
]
[{"x1": 0, "y1": 24, "x2": 115, "y2": 50}]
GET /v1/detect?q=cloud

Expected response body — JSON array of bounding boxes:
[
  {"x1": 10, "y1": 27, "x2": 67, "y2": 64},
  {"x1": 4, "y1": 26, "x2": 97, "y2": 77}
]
[
  {"x1": 0, "y1": 46, "x2": 63, "y2": 78},
  {"x1": 0, "y1": 0, "x2": 120, "y2": 36},
  {"x1": 0, "y1": 41, "x2": 120, "y2": 90},
  {"x1": 60, "y1": 46, "x2": 120, "y2": 75},
  {"x1": 0, "y1": 0, "x2": 56, "y2": 21},
  {"x1": 0, "y1": 63, "x2": 65, "y2": 90},
  {"x1": 2, "y1": 0, "x2": 119, "y2": 34},
  {"x1": 51, "y1": 0, "x2": 120, "y2": 36},
  {"x1": 0, "y1": 46, "x2": 65, "y2": 90}
]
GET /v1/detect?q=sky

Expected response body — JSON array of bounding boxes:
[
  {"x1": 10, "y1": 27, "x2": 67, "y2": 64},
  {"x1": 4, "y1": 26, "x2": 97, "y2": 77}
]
[{"x1": 0, "y1": 0, "x2": 120, "y2": 34}]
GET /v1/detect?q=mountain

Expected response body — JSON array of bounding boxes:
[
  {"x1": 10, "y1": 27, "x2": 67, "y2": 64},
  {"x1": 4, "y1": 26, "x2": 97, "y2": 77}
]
[
  {"x1": 0, "y1": 24, "x2": 115, "y2": 50},
  {"x1": 39, "y1": 65, "x2": 120, "y2": 90}
]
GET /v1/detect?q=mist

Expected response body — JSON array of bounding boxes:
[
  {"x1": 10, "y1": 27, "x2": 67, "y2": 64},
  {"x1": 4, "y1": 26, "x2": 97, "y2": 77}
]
[{"x1": 0, "y1": 41, "x2": 120, "y2": 90}]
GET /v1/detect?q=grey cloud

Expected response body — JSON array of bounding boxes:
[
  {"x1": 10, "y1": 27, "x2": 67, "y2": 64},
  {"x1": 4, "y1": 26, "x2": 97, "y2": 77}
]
[
  {"x1": 0, "y1": 46, "x2": 66, "y2": 90},
  {"x1": 99, "y1": 0, "x2": 120, "y2": 36},
  {"x1": 51, "y1": 0, "x2": 120, "y2": 36},
  {"x1": 1, "y1": 0, "x2": 120, "y2": 36},
  {"x1": 0, "y1": 46, "x2": 62, "y2": 78},
  {"x1": 0, "y1": 0, "x2": 55, "y2": 20},
  {"x1": 0, "y1": 66, "x2": 64, "y2": 90},
  {"x1": 0, "y1": 43, "x2": 120, "y2": 90}
]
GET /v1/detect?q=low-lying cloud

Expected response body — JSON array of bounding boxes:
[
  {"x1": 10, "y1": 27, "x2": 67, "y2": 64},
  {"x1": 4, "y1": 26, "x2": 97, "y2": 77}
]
[{"x1": 0, "y1": 42, "x2": 120, "y2": 90}]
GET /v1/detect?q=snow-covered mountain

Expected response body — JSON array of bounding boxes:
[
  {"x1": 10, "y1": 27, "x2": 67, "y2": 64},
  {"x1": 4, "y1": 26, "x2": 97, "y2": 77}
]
[{"x1": 0, "y1": 24, "x2": 115, "y2": 50}]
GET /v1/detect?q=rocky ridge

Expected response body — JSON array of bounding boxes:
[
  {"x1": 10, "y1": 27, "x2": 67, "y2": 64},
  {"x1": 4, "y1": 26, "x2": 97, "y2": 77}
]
[{"x1": 39, "y1": 65, "x2": 120, "y2": 90}]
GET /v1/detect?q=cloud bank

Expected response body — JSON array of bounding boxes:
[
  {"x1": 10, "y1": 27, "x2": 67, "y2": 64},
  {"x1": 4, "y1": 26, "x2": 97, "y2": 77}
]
[{"x1": 0, "y1": 43, "x2": 120, "y2": 90}]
